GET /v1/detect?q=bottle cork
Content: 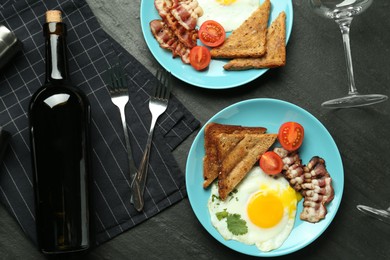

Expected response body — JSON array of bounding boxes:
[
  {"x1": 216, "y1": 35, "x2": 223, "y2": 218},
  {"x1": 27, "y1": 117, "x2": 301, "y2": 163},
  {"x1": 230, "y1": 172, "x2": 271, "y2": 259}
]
[{"x1": 46, "y1": 10, "x2": 62, "y2": 23}]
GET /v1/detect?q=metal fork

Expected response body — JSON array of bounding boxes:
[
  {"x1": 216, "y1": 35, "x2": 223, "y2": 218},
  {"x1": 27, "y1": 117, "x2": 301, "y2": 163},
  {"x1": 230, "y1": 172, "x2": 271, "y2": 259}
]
[
  {"x1": 131, "y1": 69, "x2": 172, "y2": 212},
  {"x1": 106, "y1": 64, "x2": 137, "y2": 189}
]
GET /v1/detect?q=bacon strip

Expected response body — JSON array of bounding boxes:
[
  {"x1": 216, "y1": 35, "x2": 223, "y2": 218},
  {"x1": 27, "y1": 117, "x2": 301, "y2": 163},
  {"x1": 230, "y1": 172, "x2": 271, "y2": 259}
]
[
  {"x1": 151, "y1": 0, "x2": 202, "y2": 64},
  {"x1": 274, "y1": 147, "x2": 335, "y2": 223},
  {"x1": 164, "y1": 13, "x2": 198, "y2": 48},
  {"x1": 150, "y1": 20, "x2": 191, "y2": 64},
  {"x1": 171, "y1": 0, "x2": 203, "y2": 30},
  {"x1": 154, "y1": 0, "x2": 175, "y2": 18}
]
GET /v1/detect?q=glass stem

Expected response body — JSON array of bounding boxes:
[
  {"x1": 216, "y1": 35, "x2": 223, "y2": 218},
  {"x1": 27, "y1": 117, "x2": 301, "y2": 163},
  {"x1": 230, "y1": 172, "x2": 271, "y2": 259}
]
[{"x1": 337, "y1": 18, "x2": 358, "y2": 95}]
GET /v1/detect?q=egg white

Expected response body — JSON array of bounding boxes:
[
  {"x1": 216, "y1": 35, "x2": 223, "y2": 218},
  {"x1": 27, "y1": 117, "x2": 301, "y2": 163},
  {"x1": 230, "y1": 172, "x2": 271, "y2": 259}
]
[
  {"x1": 197, "y1": 0, "x2": 259, "y2": 32},
  {"x1": 208, "y1": 167, "x2": 298, "y2": 252}
]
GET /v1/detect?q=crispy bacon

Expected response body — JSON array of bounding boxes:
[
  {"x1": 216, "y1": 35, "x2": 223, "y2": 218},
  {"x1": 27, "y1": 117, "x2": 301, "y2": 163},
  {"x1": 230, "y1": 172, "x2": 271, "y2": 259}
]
[
  {"x1": 154, "y1": 0, "x2": 175, "y2": 18},
  {"x1": 150, "y1": 20, "x2": 175, "y2": 49},
  {"x1": 171, "y1": 0, "x2": 203, "y2": 30},
  {"x1": 151, "y1": 0, "x2": 202, "y2": 64},
  {"x1": 274, "y1": 147, "x2": 335, "y2": 223},
  {"x1": 150, "y1": 20, "x2": 191, "y2": 64},
  {"x1": 164, "y1": 13, "x2": 198, "y2": 48}
]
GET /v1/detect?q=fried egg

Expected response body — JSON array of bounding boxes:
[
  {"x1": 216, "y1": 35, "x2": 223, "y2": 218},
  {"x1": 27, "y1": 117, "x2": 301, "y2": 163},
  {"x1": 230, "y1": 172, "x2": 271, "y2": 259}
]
[
  {"x1": 197, "y1": 0, "x2": 259, "y2": 32},
  {"x1": 208, "y1": 167, "x2": 299, "y2": 252}
]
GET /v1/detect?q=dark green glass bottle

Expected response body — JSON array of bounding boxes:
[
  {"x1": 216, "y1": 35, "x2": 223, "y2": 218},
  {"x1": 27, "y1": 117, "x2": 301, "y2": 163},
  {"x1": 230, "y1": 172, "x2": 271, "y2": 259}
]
[{"x1": 28, "y1": 10, "x2": 91, "y2": 254}]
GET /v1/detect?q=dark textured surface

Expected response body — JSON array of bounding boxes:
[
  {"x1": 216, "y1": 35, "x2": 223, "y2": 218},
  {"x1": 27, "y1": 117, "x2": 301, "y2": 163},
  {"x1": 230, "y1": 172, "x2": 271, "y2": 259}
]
[{"x1": 1, "y1": 0, "x2": 390, "y2": 259}]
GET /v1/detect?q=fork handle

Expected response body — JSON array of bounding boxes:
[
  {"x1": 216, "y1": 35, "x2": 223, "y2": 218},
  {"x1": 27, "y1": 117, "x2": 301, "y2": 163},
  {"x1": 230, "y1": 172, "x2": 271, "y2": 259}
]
[
  {"x1": 118, "y1": 105, "x2": 137, "y2": 187},
  {"x1": 131, "y1": 114, "x2": 158, "y2": 212}
]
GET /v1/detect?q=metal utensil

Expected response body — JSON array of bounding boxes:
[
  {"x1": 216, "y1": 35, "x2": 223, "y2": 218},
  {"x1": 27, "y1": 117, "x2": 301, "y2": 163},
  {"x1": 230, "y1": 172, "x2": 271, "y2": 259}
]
[
  {"x1": 131, "y1": 69, "x2": 172, "y2": 212},
  {"x1": 0, "y1": 24, "x2": 22, "y2": 70},
  {"x1": 357, "y1": 205, "x2": 390, "y2": 225},
  {"x1": 106, "y1": 64, "x2": 137, "y2": 189}
]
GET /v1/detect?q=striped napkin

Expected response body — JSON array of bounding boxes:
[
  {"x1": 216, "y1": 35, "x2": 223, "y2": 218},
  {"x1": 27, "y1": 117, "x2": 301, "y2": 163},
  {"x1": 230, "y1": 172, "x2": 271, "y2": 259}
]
[{"x1": 0, "y1": 0, "x2": 199, "y2": 245}]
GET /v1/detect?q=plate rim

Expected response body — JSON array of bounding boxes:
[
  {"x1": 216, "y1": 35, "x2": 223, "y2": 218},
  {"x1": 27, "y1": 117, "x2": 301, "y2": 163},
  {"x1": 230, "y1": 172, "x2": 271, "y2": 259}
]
[
  {"x1": 140, "y1": 0, "x2": 294, "y2": 89},
  {"x1": 185, "y1": 98, "x2": 344, "y2": 257}
]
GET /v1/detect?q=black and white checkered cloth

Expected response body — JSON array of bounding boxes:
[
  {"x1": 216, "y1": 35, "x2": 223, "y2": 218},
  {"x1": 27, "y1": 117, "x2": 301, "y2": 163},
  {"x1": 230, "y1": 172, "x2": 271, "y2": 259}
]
[{"x1": 0, "y1": 0, "x2": 199, "y2": 245}]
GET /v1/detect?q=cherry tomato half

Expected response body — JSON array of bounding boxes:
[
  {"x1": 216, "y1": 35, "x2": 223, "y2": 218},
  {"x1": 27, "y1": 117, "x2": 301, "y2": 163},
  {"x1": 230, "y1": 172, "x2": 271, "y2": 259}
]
[
  {"x1": 189, "y1": 46, "x2": 211, "y2": 71},
  {"x1": 278, "y1": 122, "x2": 304, "y2": 151},
  {"x1": 198, "y1": 20, "x2": 226, "y2": 47},
  {"x1": 259, "y1": 151, "x2": 283, "y2": 175}
]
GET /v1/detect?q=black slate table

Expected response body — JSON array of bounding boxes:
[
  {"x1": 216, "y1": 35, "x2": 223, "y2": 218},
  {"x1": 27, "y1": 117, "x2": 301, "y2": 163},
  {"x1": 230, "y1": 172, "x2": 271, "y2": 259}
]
[{"x1": 1, "y1": 0, "x2": 390, "y2": 259}]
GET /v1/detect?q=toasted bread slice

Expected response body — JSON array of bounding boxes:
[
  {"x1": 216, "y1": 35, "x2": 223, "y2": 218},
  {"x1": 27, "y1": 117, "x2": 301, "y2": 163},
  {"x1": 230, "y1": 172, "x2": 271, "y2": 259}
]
[
  {"x1": 215, "y1": 133, "x2": 246, "y2": 161},
  {"x1": 218, "y1": 133, "x2": 277, "y2": 200},
  {"x1": 203, "y1": 123, "x2": 266, "y2": 188},
  {"x1": 209, "y1": 0, "x2": 271, "y2": 59},
  {"x1": 223, "y1": 11, "x2": 287, "y2": 70}
]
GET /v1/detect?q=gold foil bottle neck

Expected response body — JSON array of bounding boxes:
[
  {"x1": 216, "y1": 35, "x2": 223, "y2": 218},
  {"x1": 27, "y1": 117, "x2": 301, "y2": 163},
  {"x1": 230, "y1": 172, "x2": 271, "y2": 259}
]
[{"x1": 46, "y1": 10, "x2": 62, "y2": 23}]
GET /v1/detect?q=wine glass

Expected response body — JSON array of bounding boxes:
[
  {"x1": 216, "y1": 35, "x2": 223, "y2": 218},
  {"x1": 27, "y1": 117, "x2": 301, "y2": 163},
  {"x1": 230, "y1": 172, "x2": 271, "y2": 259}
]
[
  {"x1": 309, "y1": 0, "x2": 388, "y2": 108},
  {"x1": 357, "y1": 205, "x2": 390, "y2": 225}
]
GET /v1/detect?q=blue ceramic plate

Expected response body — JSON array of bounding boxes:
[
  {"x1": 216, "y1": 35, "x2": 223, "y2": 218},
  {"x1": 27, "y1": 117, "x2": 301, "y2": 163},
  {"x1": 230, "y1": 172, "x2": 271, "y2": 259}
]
[
  {"x1": 186, "y1": 98, "x2": 344, "y2": 257},
  {"x1": 140, "y1": 0, "x2": 293, "y2": 89}
]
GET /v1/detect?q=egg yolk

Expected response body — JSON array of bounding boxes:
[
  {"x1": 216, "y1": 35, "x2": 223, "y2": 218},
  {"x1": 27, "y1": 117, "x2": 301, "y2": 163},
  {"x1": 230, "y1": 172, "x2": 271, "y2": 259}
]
[
  {"x1": 247, "y1": 192, "x2": 284, "y2": 228},
  {"x1": 216, "y1": 0, "x2": 236, "y2": 5}
]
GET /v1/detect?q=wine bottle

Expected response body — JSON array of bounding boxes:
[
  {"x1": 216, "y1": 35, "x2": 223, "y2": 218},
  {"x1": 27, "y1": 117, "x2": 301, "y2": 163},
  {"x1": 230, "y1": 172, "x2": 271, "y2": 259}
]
[{"x1": 28, "y1": 10, "x2": 92, "y2": 254}]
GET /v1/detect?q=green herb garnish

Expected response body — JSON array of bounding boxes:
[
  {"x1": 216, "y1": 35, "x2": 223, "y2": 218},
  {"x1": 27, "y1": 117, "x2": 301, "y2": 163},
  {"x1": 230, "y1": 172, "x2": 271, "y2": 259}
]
[
  {"x1": 216, "y1": 209, "x2": 228, "y2": 221},
  {"x1": 226, "y1": 213, "x2": 248, "y2": 236},
  {"x1": 215, "y1": 210, "x2": 248, "y2": 236},
  {"x1": 212, "y1": 194, "x2": 220, "y2": 202}
]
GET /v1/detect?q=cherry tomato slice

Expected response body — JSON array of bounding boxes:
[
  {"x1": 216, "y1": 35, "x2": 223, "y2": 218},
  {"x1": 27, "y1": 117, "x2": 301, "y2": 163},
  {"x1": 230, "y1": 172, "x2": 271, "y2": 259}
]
[
  {"x1": 189, "y1": 46, "x2": 211, "y2": 71},
  {"x1": 278, "y1": 122, "x2": 304, "y2": 151},
  {"x1": 259, "y1": 151, "x2": 283, "y2": 175},
  {"x1": 198, "y1": 20, "x2": 226, "y2": 47}
]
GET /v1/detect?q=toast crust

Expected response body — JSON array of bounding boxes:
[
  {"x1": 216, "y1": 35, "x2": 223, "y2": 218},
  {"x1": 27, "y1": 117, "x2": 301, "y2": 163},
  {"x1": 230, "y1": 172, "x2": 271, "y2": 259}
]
[
  {"x1": 223, "y1": 11, "x2": 286, "y2": 70},
  {"x1": 209, "y1": 0, "x2": 271, "y2": 59},
  {"x1": 203, "y1": 123, "x2": 266, "y2": 188}
]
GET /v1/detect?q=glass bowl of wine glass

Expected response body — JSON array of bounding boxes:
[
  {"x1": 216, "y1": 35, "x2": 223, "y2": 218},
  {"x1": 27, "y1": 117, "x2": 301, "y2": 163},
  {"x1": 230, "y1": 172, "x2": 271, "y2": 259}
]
[{"x1": 309, "y1": 0, "x2": 388, "y2": 108}]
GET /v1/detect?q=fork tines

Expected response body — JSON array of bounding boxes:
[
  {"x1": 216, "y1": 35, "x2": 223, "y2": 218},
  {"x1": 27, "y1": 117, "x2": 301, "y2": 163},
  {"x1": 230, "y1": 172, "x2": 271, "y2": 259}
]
[
  {"x1": 154, "y1": 69, "x2": 172, "y2": 100},
  {"x1": 107, "y1": 64, "x2": 128, "y2": 93}
]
